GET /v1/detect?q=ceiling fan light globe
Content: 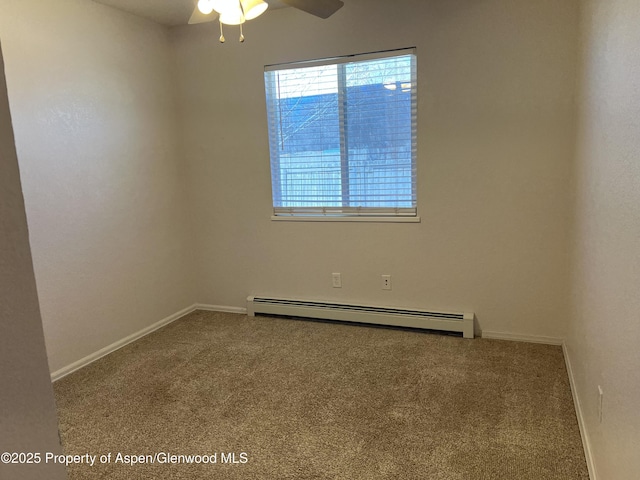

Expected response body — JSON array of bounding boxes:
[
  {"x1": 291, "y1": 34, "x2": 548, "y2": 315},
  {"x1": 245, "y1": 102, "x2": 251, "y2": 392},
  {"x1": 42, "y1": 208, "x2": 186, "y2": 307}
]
[
  {"x1": 197, "y1": 0, "x2": 215, "y2": 15},
  {"x1": 241, "y1": 0, "x2": 269, "y2": 20},
  {"x1": 219, "y1": 11, "x2": 246, "y2": 25},
  {"x1": 211, "y1": 0, "x2": 238, "y2": 15}
]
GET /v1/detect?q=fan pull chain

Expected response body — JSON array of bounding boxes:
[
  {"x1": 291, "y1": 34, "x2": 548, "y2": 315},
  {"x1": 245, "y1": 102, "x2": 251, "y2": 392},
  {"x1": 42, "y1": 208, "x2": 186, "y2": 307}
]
[
  {"x1": 219, "y1": 20, "x2": 225, "y2": 43},
  {"x1": 238, "y1": 0, "x2": 245, "y2": 42}
]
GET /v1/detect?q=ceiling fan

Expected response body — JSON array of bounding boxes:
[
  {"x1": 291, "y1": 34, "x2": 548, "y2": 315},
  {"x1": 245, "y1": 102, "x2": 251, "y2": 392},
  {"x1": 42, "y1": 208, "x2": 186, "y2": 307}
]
[{"x1": 190, "y1": 0, "x2": 344, "y2": 42}]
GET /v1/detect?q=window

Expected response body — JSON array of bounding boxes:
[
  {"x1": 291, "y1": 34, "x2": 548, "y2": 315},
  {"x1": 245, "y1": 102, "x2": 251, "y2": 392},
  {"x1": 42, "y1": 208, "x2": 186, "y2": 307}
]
[{"x1": 264, "y1": 48, "x2": 417, "y2": 220}]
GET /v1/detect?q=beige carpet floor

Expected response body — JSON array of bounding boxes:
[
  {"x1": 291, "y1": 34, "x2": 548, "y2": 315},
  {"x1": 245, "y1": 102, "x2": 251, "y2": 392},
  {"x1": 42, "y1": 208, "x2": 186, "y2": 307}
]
[{"x1": 54, "y1": 310, "x2": 589, "y2": 479}]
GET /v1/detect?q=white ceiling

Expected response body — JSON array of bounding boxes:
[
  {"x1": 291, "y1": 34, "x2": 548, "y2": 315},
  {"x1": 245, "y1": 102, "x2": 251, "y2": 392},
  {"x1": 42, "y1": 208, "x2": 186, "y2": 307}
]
[{"x1": 92, "y1": 0, "x2": 288, "y2": 27}]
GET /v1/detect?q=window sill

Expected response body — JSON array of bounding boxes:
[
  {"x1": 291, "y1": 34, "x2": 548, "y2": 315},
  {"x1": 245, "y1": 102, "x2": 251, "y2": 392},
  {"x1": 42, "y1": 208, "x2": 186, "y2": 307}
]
[{"x1": 271, "y1": 216, "x2": 421, "y2": 223}]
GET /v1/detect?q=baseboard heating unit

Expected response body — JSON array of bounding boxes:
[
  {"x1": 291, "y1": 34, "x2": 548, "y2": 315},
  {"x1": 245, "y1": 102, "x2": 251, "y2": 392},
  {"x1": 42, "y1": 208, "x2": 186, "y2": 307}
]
[{"x1": 247, "y1": 296, "x2": 475, "y2": 339}]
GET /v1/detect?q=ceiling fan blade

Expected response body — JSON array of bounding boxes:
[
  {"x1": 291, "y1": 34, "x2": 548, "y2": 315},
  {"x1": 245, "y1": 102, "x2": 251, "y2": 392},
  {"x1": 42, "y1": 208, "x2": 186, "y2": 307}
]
[
  {"x1": 188, "y1": 5, "x2": 218, "y2": 25},
  {"x1": 280, "y1": 0, "x2": 344, "y2": 19}
]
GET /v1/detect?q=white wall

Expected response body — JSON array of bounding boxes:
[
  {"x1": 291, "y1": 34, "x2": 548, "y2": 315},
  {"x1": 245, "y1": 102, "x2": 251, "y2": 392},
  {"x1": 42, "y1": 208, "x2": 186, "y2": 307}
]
[
  {"x1": 171, "y1": 0, "x2": 579, "y2": 339},
  {"x1": 567, "y1": 0, "x2": 640, "y2": 478},
  {"x1": 0, "y1": 42, "x2": 67, "y2": 480},
  {"x1": 0, "y1": 0, "x2": 196, "y2": 373}
]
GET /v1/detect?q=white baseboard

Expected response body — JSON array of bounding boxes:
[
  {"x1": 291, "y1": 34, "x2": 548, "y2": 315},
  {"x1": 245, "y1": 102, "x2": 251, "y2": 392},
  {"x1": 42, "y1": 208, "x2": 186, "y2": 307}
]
[
  {"x1": 51, "y1": 304, "x2": 198, "y2": 382},
  {"x1": 563, "y1": 341, "x2": 597, "y2": 480},
  {"x1": 194, "y1": 303, "x2": 247, "y2": 314},
  {"x1": 481, "y1": 330, "x2": 564, "y2": 345}
]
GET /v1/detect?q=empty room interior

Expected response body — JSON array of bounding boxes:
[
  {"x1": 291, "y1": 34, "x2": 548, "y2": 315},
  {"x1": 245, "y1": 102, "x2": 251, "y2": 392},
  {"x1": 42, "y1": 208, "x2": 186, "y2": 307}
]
[{"x1": 1, "y1": 0, "x2": 638, "y2": 479}]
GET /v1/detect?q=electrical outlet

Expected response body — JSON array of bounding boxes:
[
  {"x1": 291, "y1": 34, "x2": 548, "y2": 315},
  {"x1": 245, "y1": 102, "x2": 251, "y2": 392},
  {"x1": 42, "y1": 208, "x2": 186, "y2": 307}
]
[
  {"x1": 598, "y1": 385, "x2": 604, "y2": 423},
  {"x1": 382, "y1": 275, "x2": 391, "y2": 290},
  {"x1": 332, "y1": 273, "x2": 342, "y2": 288}
]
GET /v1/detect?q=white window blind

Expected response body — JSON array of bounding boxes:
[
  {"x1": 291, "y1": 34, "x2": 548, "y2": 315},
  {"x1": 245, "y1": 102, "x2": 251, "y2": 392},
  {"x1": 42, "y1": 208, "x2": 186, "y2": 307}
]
[{"x1": 264, "y1": 48, "x2": 417, "y2": 218}]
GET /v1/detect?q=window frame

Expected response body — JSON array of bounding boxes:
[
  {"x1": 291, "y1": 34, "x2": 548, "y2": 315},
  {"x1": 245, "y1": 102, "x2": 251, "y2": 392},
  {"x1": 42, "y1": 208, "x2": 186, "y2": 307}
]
[{"x1": 264, "y1": 48, "x2": 419, "y2": 223}]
